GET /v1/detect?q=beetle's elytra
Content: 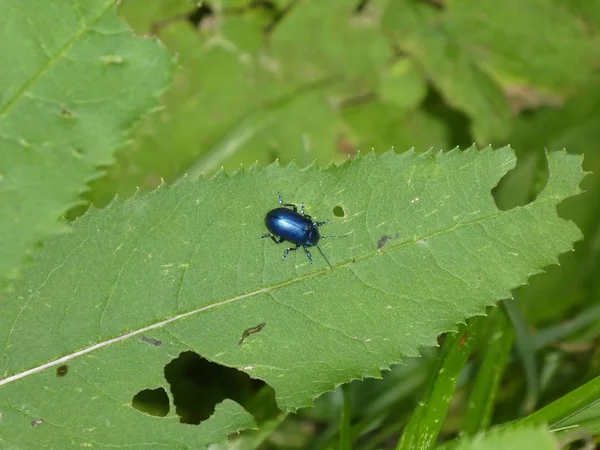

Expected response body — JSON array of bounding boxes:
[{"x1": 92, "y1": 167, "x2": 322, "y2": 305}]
[{"x1": 260, "y1": 194, "x2": 346, "y2": 267}]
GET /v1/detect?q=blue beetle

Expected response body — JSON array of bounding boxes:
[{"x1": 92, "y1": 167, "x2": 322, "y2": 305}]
[{"x1": 260, "y1": 194, "x2": 345, "y2": 267}]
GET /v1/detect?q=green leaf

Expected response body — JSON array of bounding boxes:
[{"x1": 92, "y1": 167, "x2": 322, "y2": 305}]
[
  {"x1": 0, "y1": 0, "x2": 173, "y2": 288},
  {"x1": 340, "y1": 384, "x2": 353, "y2": 450},
  {"x1": 453, "y1": 426, "x2": 558, "y2": 450},
  {"x1": 88, "y1": 17, "x2": 346, "y2": 206},
  {"x1": 533, "y1": 304, "x2": 600, "y2": 351},
  {"x1": 564, "y1": 0, "x2": 600, "y2": 32},
  {"x1": 504, "y1": 297, "x2": 539, "y2": 414},
  {"x1": 0, "y1": 148, "x2": 584, "y2": 446},
  {"x1": 496, "y1": 77, "x2": 600, "y2": 325},
  {"x1": 308, "y1": 350, "x2": 439, "y2": 450},
  {"x1": 443, "y1": 0, "x2": 597, "y2": 91},
  {"x1": 382, "y1": 1, "x2": 513, "y2": 142},
  {"x1": 90, "y1": 0, "x2": 395, "y2": 206},
  {"x1": 119, "y1": 0, "x2": 192, "y2": 33},
  {"x1": 461, "y1": 307, "x2": 514, "y2": 436},
  {"x1": 342, "y1": 101, "x2": 450, "y2": 153},
  {"x1": 378, "y1": 59, "x2": 428, "y2": 109},
  {"x1": 268, "y1": 0, "x2": 390, "y2": 88},
  {"x1": 398, "y1": 319, "x2": 481, "y2": 450},
  {"x1": 519, "y1": 373, "x2": 600, "y2": 435},
  {"x1": 382, "y1": 0, "x2": 598, "y2": 142}
]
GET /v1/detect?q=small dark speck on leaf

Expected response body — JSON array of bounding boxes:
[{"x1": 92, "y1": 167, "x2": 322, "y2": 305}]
[
  {"x1": 377, "y1": 235, "x2": 392, "y2": 249},
  {"x1": 61, "y1": 107, "x2": 75, "y2": 119},
  {"x1": 56, "y1": 365, "x2": 69, "y2": 377},
  {"x1": 140, "y1": 336, "x2": 163, "y2": 347},
  {"x1": 377, "y1": 233, "x2": 400, "y2": 250},
  {"x1": 31, "y1": 419, "x2": 44, "y2": 427}
]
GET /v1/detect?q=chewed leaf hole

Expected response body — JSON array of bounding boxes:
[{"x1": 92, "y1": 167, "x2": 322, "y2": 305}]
[
  {"x1": 492, "y1": 149, "x2": 549, "y2": 210},
  {"x1": 165, "y1": 351, "x2": 274, "y2": 425},
  {"x1": 333, "y1": 205, "x2": 345, "y2": 218},
  {"x1": 132, "y1": 387, "x2": 170, "y2": 417}
]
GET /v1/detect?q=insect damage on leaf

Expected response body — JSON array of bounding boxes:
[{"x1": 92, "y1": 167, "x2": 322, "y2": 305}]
[
  {"x1": 238, "y1": 322, "x2": 266, "y2": 345},
  {"x1": 0, "y1": 147, "x2": 585, "y2": 446}
]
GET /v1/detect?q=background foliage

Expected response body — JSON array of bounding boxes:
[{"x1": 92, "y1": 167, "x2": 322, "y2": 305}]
[{"x1": 2, "y1": 0, "x2": 600, "y2": 448}]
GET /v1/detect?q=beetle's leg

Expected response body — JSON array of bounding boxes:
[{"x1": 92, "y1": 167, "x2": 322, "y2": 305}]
[
  {"x1": 278, "y1": 193, "x2": 298, "y2": 212},
  {"x1": 282, "y1": 244, "x2": 299, "y2": 261},
  {"x1": 321, "y1": 233, "x2": 347, "y2": 239},
  {"x1": 302, "y1": 245, "x2": 313, "y2": 264},
  {"x1": 315, "y1": 243, "x2": 333, "y2": 267},
  {"x1": 313, "y1": 220, "x2": 328, "y2": 227},
  {"x1": 260, "y1": 233, "x2": 285, "y2": 244},
  {"x1": 300, "y1": 204, "x2": 305, "y2": 215}
]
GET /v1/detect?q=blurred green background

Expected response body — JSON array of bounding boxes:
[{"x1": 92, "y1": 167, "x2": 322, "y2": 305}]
[{"x1": 95, "y1": 0, "x2": 600, "y2": 448}]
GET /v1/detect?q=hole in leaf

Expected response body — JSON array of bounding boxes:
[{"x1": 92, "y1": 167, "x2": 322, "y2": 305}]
[
  {"x1": 492, "y1": 148, "x2": 549, "y2": 211},
  {"x1": 132, "y1": 387, "x2": 170, "y2": 417},
  {"x1": 56, "y1": 365, "x2": 69, "y2": 377},
  {"x1": 165, "y1": 351, "x2": 272, "y2": 425},
  {"x1": 333, "y1": 205, "x2": 345, "y2": 218}
]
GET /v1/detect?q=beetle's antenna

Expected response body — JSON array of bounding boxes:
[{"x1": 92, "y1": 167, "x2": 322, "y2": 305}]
[{"x1": 316, "y1": 243, "x2": 333, "y2": 268}]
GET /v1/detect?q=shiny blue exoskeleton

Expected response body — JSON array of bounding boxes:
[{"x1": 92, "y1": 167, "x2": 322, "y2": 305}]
[{"x1": 260, "y1": 194, "x2": 346, "y2": 267}]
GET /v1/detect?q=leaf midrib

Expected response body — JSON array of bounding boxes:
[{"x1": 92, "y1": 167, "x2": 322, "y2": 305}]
[{"x1": 1, "y1": 199, "x2": 543, "y2": 387}]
